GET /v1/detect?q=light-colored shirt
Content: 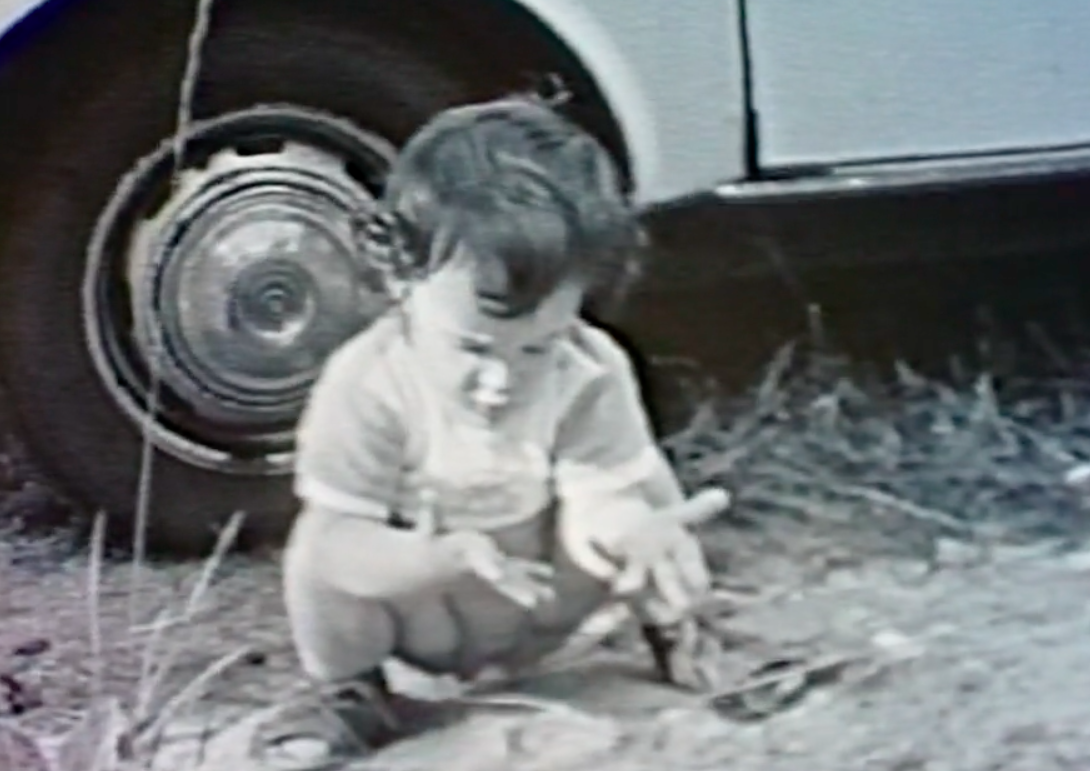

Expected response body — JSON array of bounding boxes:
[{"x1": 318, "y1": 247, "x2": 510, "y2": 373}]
[{"x1": 293, "y1": 309, "x2": 667, "y2": 538}]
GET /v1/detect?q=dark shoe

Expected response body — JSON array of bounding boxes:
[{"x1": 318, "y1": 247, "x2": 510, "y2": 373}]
[{"x1": 249, "y1": 669, "x2": 402, "y2": 771}]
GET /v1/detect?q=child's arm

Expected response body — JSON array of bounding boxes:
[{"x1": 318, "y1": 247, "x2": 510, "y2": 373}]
[
  {"x1": 291, "y1": 345, "x2": 468, "y2": 598},
  {"x1": 553, "y1": 328, "x2": 686, "y2": 519},
  {"x1": 552, "y1": 328, "x2": 728, "y2": 582},
  {"x1": 295, "y1": 505, "x2": 476, "y2": 598}
]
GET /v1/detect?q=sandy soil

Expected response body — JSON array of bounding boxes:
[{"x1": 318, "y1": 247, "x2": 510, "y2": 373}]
[
  {"x1": 331, "y1": 535, "x2": 1090, "y2": 771},
  {"x1": 7, "y1": 517, "x2": 1090, "y2": 771}
]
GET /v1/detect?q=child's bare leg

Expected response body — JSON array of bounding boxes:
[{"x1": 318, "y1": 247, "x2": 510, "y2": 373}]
[
  {"x1": 436, "y1": 513, "x2": 613, "y2": 675},
  {"x1": 444, "y1": 538, "x2": 612, "y2": 675},
  {"x1": 257, "y1": 516, "x2": 465, "y2": 766},
  {"x1": 521, "y1": 544, "x2": 614, "y2": 661},
  {"x1": 281, "y1": 508, "x2": 464, "y2": 682},
  {"x1": 283, "y1": 563, "x2": 399, "y2": 683}
]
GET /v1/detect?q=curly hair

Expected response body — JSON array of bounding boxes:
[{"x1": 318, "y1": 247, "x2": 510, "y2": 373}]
[{"x1": 372, "y1": 92, "x2": 648, "y2": 319}]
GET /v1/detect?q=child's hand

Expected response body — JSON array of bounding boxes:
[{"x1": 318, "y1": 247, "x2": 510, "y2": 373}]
[
  {"x1": 594, "y1": 487, "x2": 730, "y2": 614},
  {"x1": 436, "y1": 531, "x2": 556, "y2": 609}
]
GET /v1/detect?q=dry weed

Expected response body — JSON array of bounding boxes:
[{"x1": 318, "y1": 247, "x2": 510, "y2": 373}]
[
  {"x1": 5, "y1": 317, "x2": 1090, "y2": 769},
  {"x1": 1, "y1": 509, "x2": 261, "y2": 770},
  {"x1": 660, "y1": 325, "x2": 1090, "y2": 580}
]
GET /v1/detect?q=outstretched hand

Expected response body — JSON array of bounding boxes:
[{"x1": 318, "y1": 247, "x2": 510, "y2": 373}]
[
  {"x1": 593, "y1": 487, "x2": 731, "y2": 617},
  {"x1": 415, "y1": 491, "x2": 556, "y2": 609},
  {"x1": 438, "y1": 530, "x2": 557, "y2": 608}
]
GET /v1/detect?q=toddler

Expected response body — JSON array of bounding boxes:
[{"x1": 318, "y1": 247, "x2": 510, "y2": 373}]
[{"x1": 259, "y1": 92, "x2": 732, "y2": 768}]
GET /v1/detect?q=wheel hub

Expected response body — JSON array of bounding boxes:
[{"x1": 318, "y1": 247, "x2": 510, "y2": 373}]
[
  {"x1": 85, "y1": 106, "x2": 398, "y2": 473},
  {"x1": 132, "y1": 144, "x2": 380, "y2": 427}
]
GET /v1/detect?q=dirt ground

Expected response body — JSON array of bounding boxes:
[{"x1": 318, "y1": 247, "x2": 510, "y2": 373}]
[
  {"x1": 6, "y1": 513, "x2": 1090, "y2": 771},
  {"x1": 5, "y1": 336, "x2": 1090, "y2": 770}
]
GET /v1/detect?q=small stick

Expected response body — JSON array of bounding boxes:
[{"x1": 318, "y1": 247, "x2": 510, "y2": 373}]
[
  {"x1": 772, "y1": 466, "x2": 972, "y2": 536},
  {"x1": 87, "y1": 512, "x2": 106, "y2": 702},
  {"x1": 707, "y1": 652, "x2": 864, "y2": 716},
  {"x1": 837, "y1": 483, "x2": 971, "y2": 534}
]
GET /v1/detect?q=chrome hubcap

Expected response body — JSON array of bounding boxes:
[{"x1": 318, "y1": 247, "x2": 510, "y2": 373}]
[{"x1": 85, "y1": 106, "x2": 397, "y2": 474}]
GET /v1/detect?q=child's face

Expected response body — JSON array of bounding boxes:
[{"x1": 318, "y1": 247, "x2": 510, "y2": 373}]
[{"x1": 406, "y1": 247, "x2": 585, "y2": 417}]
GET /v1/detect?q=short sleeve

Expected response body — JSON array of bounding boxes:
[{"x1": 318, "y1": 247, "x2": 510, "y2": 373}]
[
  {"x1": 292, "y1": 345, "x2": 406, "y2": 519},
  {"x1": 552, "y1": 328, "x2": 666, "y2": 502}
]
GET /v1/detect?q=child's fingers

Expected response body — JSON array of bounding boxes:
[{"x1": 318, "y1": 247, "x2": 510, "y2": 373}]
[
  {"x1": 441, "y1": 535, "x2": 557, "y2": 609},
  {"x1": 668, "y1": 488, "x2": 731, "y2": 527},
  {"x1": 507, "y1": 558, "x2": 555, "y2": 581},
  {"x1": 650, "y1": 560, "x2": 692, "y2": 617},
  {"x1": 613, "y1": 557, "x2": 649, "y2": 597},
  {"x1": 494, "y1": 581, "x2": 542, "y2": 609},
  {"x1": 460, "y1": 537, "x2": 506, "y2": 583},
  {"x1": 672, "y1": 536, "x2": 713, "y2": 597},
  {"x1": 492, "y1": 564, "x2": 556, "y2": 609}
]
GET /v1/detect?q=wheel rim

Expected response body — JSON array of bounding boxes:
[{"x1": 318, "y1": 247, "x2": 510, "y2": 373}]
[{"x1": 83, "y1": 105, "x2": 398, "y2": 475}]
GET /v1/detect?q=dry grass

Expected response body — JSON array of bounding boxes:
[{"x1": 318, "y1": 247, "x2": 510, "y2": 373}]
[
  {"x1": 660, "y1": 327, "x2": 1090, "y2": 581},
  {"x1": 0, "y1": 512, "x2": 295, "y2": 770},
  {"x1": 4, "y1": 322, "x2": 1090, "y2": 769}
]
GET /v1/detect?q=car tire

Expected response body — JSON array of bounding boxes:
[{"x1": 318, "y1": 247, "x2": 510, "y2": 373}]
[{"x1": 0, "y1": 7, "x2": 478, "y2": 555}]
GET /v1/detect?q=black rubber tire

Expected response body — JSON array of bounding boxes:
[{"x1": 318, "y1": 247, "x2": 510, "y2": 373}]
[{"x1": 0, "y1": 6, "x2": 479, "y2": 556}]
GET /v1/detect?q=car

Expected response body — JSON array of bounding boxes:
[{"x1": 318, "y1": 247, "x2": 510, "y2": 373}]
[{"x1": 0, "y1": 0, "x2": 1087, "y2": 553}]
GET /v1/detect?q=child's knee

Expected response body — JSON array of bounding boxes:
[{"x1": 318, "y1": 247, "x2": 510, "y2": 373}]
[
  {"x1": 391, "y1": 597, "x2": 465, "y2": 675},
  {"x1": 283, "y1": 560, "x2": 398, "y2": 681},
  {"x1": 294, "y1": 599, "x2": 396, "y2": 682}
]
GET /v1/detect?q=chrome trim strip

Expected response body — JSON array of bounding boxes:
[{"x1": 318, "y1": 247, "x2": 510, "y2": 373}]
[{"x1": 714, "y1": 147, "x2": 1090, "y2": 203}]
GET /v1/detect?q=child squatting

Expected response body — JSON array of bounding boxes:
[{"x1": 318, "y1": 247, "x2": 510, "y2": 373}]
[{"x1": 257, "y1": 90, "x2": 733, "y2": 768}]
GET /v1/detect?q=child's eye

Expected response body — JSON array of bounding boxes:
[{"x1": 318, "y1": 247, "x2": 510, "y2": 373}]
[{"x1": 521, "y1": 343, "x2": 551, "y2": 356}]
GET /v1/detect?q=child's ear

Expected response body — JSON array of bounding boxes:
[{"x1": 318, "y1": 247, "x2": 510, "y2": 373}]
[{"x1": 352, "y1": 206, "x2": 422, "y2": 294}]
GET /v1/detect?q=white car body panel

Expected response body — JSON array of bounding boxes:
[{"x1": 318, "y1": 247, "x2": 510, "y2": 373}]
[
  {"x1": 0, "y1": 0, "x2": 35, "y2": 26},
  {"x1": 506, "y1": 0, "x2": 750, "y2": 205},
  {"x1": 0, "y1": 0, "x2": 752, "y2": 207},
  {"x1": 4, "y1": 0, "x2": 1090, "y2": 205},
  {"x1": 747, "y1": 0, "x2": 1090, "y2": 171}
]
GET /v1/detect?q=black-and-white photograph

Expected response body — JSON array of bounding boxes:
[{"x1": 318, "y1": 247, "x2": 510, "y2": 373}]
[{"x1": 4, "y1": 1, "x2": 1090, "y2": 769}]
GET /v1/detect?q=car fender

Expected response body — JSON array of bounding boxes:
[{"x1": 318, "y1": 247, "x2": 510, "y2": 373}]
[
  {"x1": 509, "y1": 0, "x2": 749, "y2": 206},
  {"x1": 0, "y1": 0, "x2": 750, "y2": 208},
  {"x1": 504, "y1": 0, "x2": 661, "y2": 203}
]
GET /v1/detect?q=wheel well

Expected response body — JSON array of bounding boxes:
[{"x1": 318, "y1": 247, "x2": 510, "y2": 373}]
[
  {"x1": 401, "y1": 0, "x2": 634, "y2": 191},
  {"x1": 0, "y1": 0, "x2": 632, "y2": 194}
]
